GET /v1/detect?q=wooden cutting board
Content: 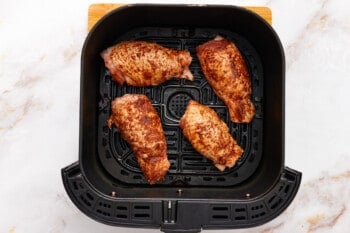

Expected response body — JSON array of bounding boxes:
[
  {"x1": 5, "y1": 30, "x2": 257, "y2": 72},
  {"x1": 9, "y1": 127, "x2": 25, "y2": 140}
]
[{"x1": 88, "y1": 4, "x2": 272, "y2": 31}]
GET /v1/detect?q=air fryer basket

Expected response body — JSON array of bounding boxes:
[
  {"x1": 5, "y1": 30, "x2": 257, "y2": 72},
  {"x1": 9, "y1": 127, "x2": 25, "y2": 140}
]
[{"x1": 62, "y1": 4, "x2": 301, "y2": 233}]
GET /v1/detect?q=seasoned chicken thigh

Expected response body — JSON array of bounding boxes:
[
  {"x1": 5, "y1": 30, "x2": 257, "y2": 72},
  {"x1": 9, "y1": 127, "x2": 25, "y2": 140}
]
[
  {"x1": 101, "y1": 41, "x2": 194, "y2": 86},
  {"x1": 107, "y1": 94, "x2": 170, "y2": 184},
  {"x1": 196, "y1": 36, "x2": 255, "y2": 123},
  {"x1": 179, "y1": 100, "x2": 244, "y2": 171}
]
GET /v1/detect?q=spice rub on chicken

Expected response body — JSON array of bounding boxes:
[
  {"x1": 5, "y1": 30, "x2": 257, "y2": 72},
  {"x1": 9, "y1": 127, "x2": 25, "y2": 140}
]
[
  {"x1": 101, "y1": 41, "x2": 194, "y2": 86},
  {"x1": 196, "y1": 36, "x2": 255, "y2": 123},
  {"x1": 108, "y1": 94, "x2": 170, "y2": 184},
  {"x1": 180, "y1": 100, "x2": 244, "y2": 171}
]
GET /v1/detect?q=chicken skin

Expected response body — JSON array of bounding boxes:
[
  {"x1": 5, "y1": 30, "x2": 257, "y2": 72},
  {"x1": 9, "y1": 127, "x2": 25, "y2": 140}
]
[
  {"x1": 179, "y1": 100, "x2": 244, "y2": 171},
  {"x1": 196, "y1": 36, "x2": 255, "y2": 123},
  {"x1": 101, "y1": 41, "x2": 194, "y2": 86},
  {"x1": 107, "y1": 94, "x2": 170, "y2": 184}
]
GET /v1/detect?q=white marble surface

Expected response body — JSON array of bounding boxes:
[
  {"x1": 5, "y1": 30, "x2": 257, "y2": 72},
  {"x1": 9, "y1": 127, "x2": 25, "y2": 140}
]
[{"x1": 1, "y1": 0, "x2": 350, "y2": 232}]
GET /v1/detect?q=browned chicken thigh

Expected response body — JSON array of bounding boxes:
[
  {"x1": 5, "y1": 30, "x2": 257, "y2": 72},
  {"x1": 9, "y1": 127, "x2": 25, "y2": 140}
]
[
  {"x1": 196, "y1": 36, "x2": 255, "y2": 123},
  {"x1": 107, "y1": 94, "x2": 170, "y2": 184},
  {"x1": 179, "y1": 100, "x2": 244, "y2": 171},
  {"x1": 101, "y1": 41, "x2": 194, "y2": 86}
]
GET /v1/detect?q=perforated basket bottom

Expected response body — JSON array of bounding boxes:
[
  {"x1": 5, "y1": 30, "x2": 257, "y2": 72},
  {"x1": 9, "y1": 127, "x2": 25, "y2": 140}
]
[{"x1": 97, "y1": 27, "x2": 264, "y2": 186}]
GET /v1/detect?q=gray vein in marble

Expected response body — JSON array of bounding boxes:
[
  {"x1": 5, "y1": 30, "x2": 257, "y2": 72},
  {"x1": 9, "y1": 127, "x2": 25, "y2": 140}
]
[
  {"x1": 0, "y1": 37, "x2": 81, "y2": 138},
  {"x1": 286, "y1": 0, "x2": 330, "y2": 70},
  {"x1": 264, "y1": 0, "x2": 273, "y2": 7},
  {"x1": 255, "y1": 170, "x2": 350, "y2": 233},
  {"x1": 49, "y1": 218, "x2": 66, "y2": 233},
  {"x1": 15, "y1": 74, "x2": 43, "y2": 89},
  {"x1": 63, "y1": 46, "x2": 79, "y2": 63},
  {"x1": 259, "y1": 222, "x2": 284, "y2": 233},
  {"x1": 56, "y1": 193, "x2": 72, "y2": 207},
  {"x1": 0, "y1": 66, "x2": 45, "y2": 135},
  {"x1": 307, "y1": 205, "x2": 346, "y2": 233},
  {"x1": 0, "y1": 97, "x2": 34, "y2": 133}
]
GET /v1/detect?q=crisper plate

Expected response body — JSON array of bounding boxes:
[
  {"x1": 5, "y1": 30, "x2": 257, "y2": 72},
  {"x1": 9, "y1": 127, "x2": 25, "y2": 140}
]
[{"x1": 97, "y1": 27, "x2": 264, "y2": 186}]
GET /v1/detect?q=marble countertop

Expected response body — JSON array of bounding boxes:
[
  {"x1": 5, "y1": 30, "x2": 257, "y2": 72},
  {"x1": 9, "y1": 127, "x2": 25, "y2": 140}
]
[{"x1": 1, "y1": 0, "x2": 350, "y2": 232}]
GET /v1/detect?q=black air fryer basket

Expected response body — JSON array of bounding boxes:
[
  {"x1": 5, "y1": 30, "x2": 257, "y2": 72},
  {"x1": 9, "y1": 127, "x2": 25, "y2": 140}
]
[{"x1": 62, "y1": 4, "x2": 302, "y2": 233}]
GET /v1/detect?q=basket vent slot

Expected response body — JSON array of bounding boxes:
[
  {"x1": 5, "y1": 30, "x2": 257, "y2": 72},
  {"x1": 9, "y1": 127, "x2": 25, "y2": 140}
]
[
  {"x1": 268, "y1": 195, "x2": 276, "y2": 204},
  {"x1": 79, "y1": 194, "x2": 92, "y2": 207},
  {"x1": 132, "y1": 203, "x2": 152, "y2": 221},
  {"x1": 135, "y1": 213, "x2": 150, "y2": 218},
  {"x1": 284, "y1": 184, "x2": 291, "y2": 194},
  {"x1": 98, "y1": 202, "x2": 111, "y2": 208},
  {"x1": 235, "y1": 216, "x2": 246, "y2": 220},
  {"x1": 213, "y1": 206, "x2": 228, "y2": 211},
  {"x1": 248, "y1": 202, "x2": 268, "y2": 220},
  {"x1": 134, "y1": 205, "x2": 150, "y2": 209},
  {"x1": 251, "y1": 204, "x2": 263, "y2": 210},
  {"x1": 72, "y1": 181, "x2": 78, "y2": 190},
  {"x1": 212, "y1": 215, "x2": 228, "y2": 219},
  {"x1": 116, "y1": 214, "x2": 128, "y2": 219},
  {"x1": 95, "y1": 201, "x2": 113, "y2": 218},
  {"x1": 235, "y1": 207, "x2": 246, "y2": 212},
  {"x1": 267, "y1": 193, "x2": 284, "y2": 210},
  {"x1": 86, "y1": 192, "x2": 94, "y2": 201},
  {"x1": 117, "y1": 205, "x2": 127, "y2": 210},
  {"x1": 233, "y1": 205, "x2": 247, "y2": 221},
  {"x1": 96, "y1": 209, "x2": 111, "y2": 217},
  {"x1": 278, "y1": 184, "x2": 284, "y2": 192},
  {"x1": 115, "y1": 204, "x2": 129, "y2": 220},
  {"x1": 210, "y1": 205, "x2": 231, "y2": 222},
  {"x1": 251, "y1": 212, "x2": 266, "y2": 219},
  {"x1": 78, "y1": 182, "x2": 84, "y2": 189},
  {"x1": 270, "y1": 197, "x2": 283, "y2": 209},
  {"x1": 284, "y1": 172, "x2": 296, "y2": 181}
]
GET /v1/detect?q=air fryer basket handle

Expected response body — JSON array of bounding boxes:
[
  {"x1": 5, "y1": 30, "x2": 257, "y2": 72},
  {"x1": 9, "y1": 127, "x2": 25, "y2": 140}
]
[
  {"x1": 62, "y1": 163, "x2": 301, "y2": 232},
  {"x1": 161, "y1": 229, "x2": 200, "y2": 233}
]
